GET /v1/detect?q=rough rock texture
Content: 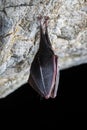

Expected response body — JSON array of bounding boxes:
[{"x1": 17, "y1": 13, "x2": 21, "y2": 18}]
[{"x1": 0, "y1": 0, "x2": 87, "y2": 98}]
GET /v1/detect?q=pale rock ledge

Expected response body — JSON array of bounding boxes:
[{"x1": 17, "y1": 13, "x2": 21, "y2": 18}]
[{"x1": 0, "y1": 0, "x2": 87, "y2": 98}]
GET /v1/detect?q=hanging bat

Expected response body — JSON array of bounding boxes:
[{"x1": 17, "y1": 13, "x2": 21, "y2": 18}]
[{"x1": 28, "y1": 16, "x2": 60, "y2": 99}]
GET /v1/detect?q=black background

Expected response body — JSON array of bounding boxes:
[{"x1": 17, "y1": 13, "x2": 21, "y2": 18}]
[{"x1": 0, "y1": 64, "x2": 86, "y2": 121}]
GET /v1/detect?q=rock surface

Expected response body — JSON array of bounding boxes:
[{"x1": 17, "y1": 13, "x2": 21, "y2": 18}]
[{"x1": 0, "y1": 0, "x2": 87, "y2": 98}]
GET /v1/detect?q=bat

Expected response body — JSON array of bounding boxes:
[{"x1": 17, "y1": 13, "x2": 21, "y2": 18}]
[{"x1": 28, "y1": 16, "x2": 60, "y2": 99}]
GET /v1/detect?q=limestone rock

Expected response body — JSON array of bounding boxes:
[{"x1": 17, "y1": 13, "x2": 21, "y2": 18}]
[{"x1": 0, "y1": 0, "x2": 87, "y2": 98}]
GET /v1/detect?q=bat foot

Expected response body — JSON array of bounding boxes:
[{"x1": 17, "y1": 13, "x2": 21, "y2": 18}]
[
  {"x1": 44, "y1": 16, "x2": 49, "y2": 27},
  {"x1": 37, "y1": 15, "x2": 42, "y2": 22},
  {"x1": 44, "y1": 16, "x2": 49, "y2": 21},
  {"x1": 37, "y1": 15, "x2": 49, "y2": 26},
  {"x1": 37, "y1": 15, "x2": 50, "y2": 33}
]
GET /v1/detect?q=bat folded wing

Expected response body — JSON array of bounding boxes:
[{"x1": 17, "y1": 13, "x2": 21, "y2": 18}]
[
  {"x1": 28, "y1": 16, "x2": 60, "y2": 99},
  {"x1": 28, "y1": 54, "x2": 59, "y2": 99}
]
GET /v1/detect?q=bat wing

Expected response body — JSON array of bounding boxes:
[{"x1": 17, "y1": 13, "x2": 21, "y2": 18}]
[
  {"x1": 28, "y1": 22, "x2": 59, "y2": 99},
  {"x1": 54, "y1": 56, "x2": 60, "y2": 97},
  {"x1": 50, "y1": 55, "x2": 60, "y2": 98},
  {"x1": 29, "y1": 73, "x2": 44, "y2": 97},
  {"x1": 28, "y1": 53, "x2": 55, "y2": 98},
  {"x1": 44, "y1": 26, "x2": 59, "y2": 98}
]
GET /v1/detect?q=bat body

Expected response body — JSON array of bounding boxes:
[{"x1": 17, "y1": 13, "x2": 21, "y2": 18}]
[{"x1": 28, "y1": 17, "x2": 60, "y2": 99}]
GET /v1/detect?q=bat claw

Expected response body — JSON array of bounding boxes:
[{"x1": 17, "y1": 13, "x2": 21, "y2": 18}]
[
  {"x1": 37, "y1": 15, "x2": 42, "y2": 21},
  {"x1": 44, "y1": 16, "x2": 50, "y2": 21}
]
